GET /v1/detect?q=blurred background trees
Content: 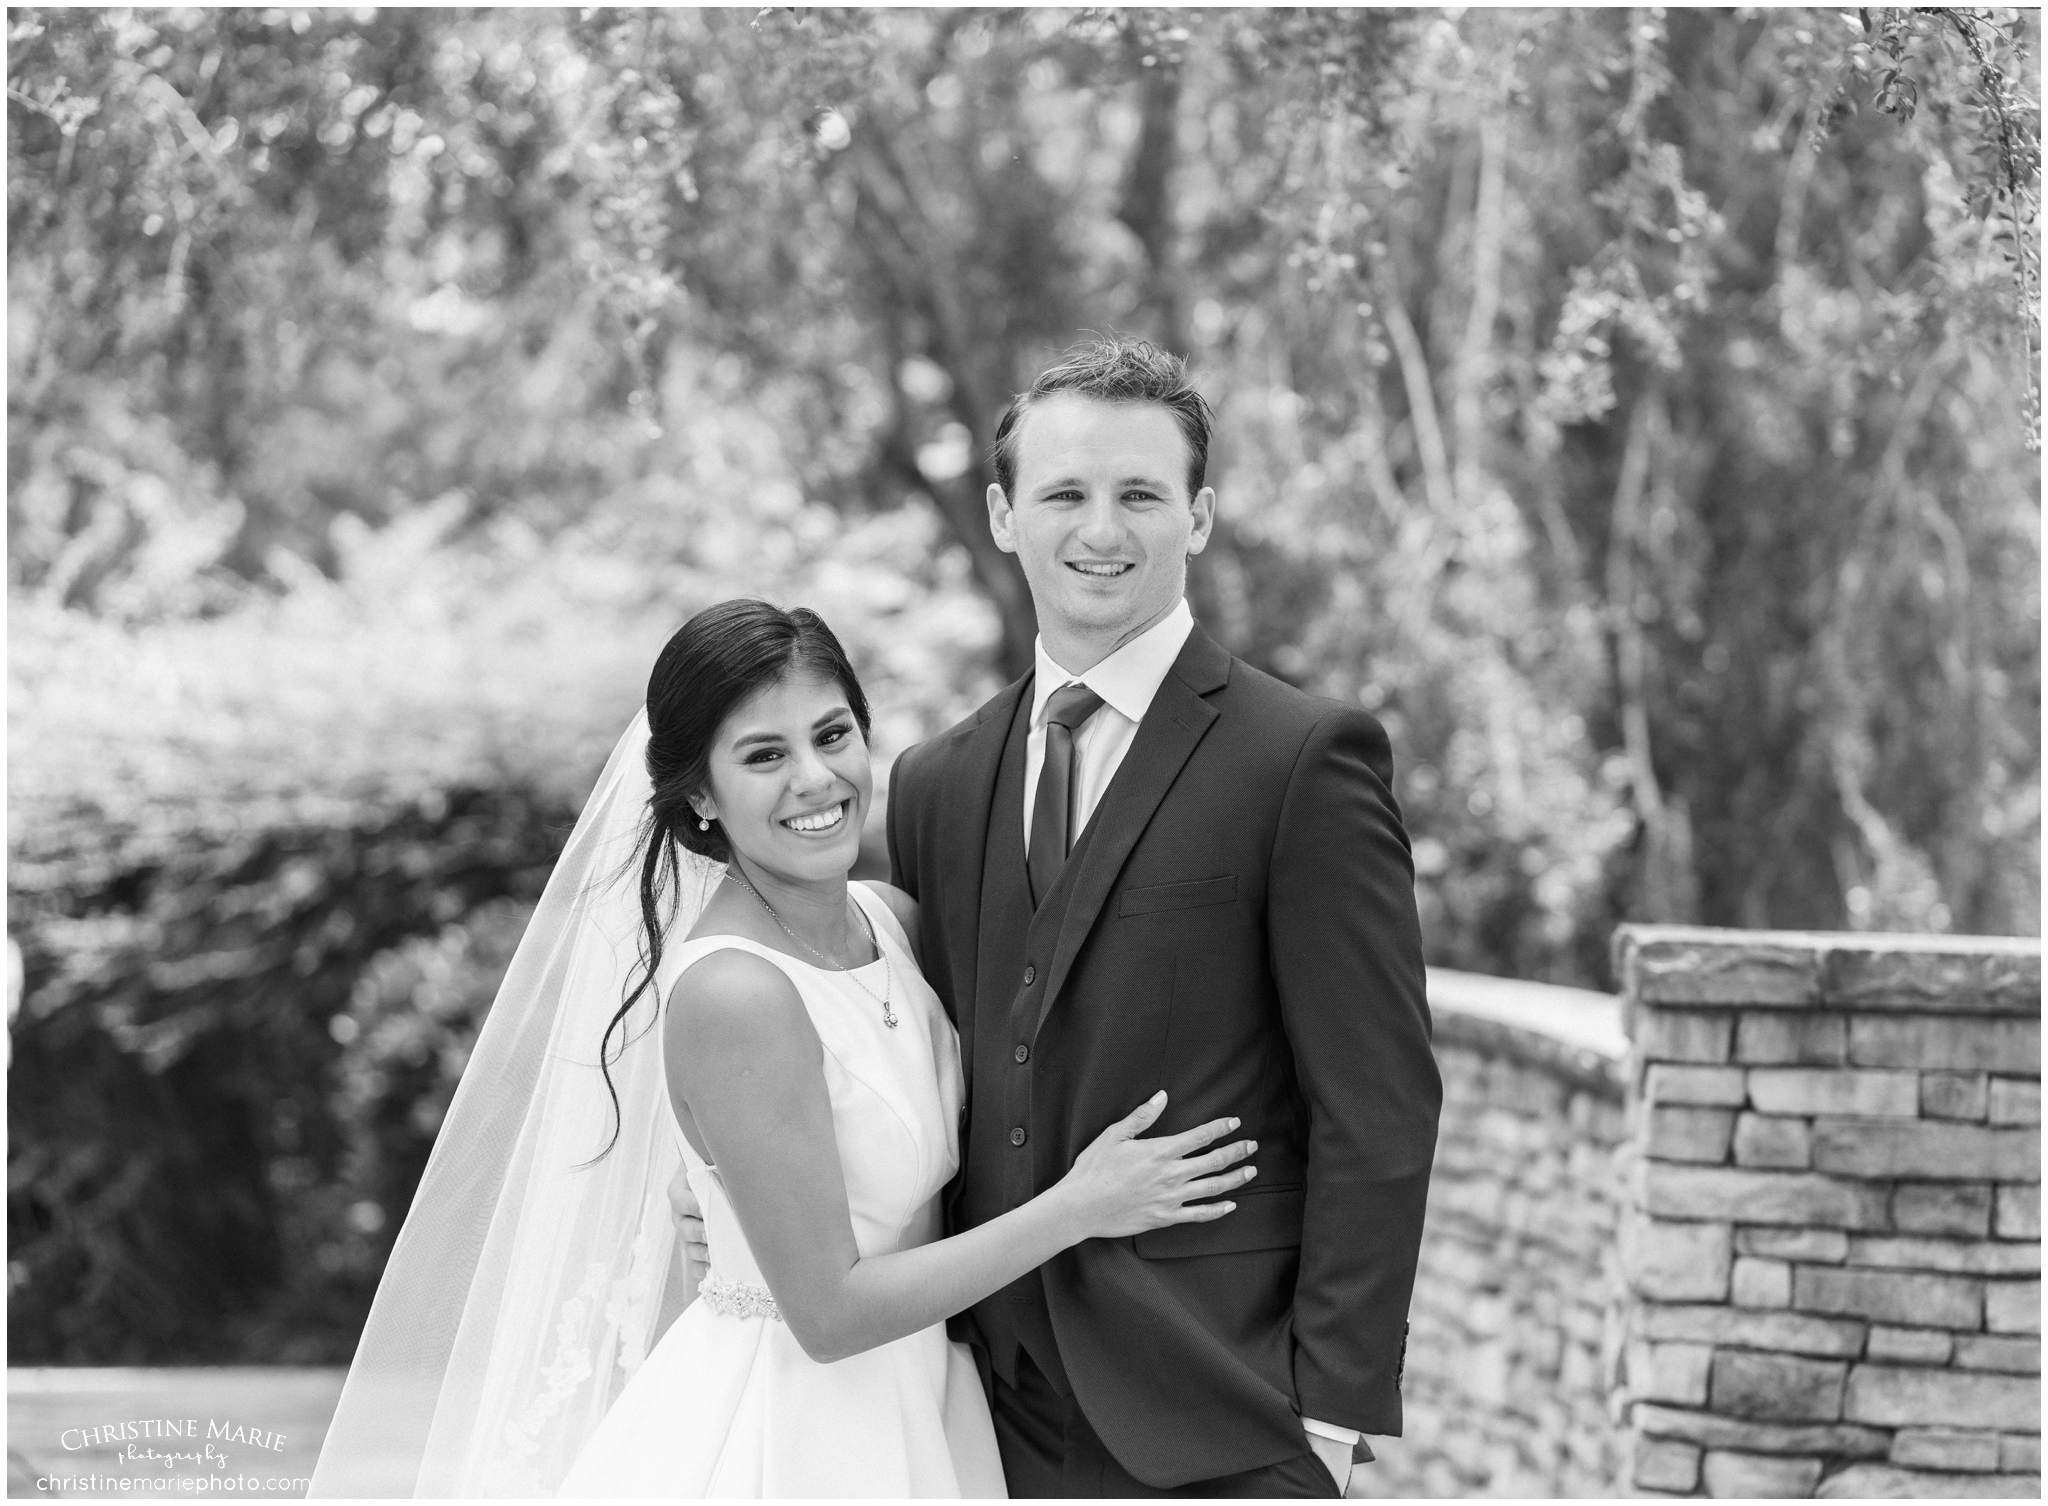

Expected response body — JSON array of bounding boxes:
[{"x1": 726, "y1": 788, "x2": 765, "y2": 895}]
[{"x1": 10, "y1": 7, "x2": 2037, "y2": 1362}]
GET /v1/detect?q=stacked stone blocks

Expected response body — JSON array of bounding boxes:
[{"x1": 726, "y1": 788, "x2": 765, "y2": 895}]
[
  {"x1": 1355, "y1": 1009, "x2": 1627, "y2": 1498},
  {"x1": 1614, "y1": 928, "x2": 2041, "y2": 1499}
]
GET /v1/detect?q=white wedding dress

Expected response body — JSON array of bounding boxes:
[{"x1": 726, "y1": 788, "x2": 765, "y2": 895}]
[{"x1": 556, "y1": 882, "x2": 1006, "y2": 1498}]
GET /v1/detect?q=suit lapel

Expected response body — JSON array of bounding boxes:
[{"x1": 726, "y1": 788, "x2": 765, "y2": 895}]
[
  {"x1": 934, "y1": 674, "x2": 1029, "y2": 1067},
  {"x1": 1035, "y1": 627, "x2": 1231, "y2": 1034}
]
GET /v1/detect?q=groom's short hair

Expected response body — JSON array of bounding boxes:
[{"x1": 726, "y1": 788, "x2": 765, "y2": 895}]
[{"x1": 990, "y1": 333, "x2": 1213, "y2": 500}]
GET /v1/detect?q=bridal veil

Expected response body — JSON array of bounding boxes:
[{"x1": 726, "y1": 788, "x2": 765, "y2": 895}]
[{"x1": 310, "y1": 709, "x2": 718, "y2": 1496}]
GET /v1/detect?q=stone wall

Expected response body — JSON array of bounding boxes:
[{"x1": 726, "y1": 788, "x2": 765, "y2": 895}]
[
  {"x1": 1357, "y1": 969, "x2": 1630, "y2": 1497},
  {"x1": 1612, "y1": 927, "x2": 2042, "y2": 1499}
]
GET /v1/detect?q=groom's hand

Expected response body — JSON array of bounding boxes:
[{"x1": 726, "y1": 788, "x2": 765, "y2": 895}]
[{"x1": 668, "y1": 1167, "x2": 709, "y2": 1282}]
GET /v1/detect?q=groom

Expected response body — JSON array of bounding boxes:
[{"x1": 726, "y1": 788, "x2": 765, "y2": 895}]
[{"x1": 883, "y1": 335, "x2": 1440, "y2": 1496}]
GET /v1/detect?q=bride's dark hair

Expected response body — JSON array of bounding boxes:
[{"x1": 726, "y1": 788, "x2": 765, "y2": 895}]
[{"x1": 595, "y1": 599, "x2": 873, "y2": 1157}]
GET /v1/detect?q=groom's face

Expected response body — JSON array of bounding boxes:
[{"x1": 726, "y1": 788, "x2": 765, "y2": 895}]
[{"x1": 988, "y1": 393, "x2": 1216, "y2": 659}]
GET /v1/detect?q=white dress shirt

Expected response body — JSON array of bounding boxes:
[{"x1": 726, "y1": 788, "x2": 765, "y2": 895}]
[
  {"x1": 1022, "y1": 597, "x2": 1194, "y2": 855},
  {"x1": 1021, "y1": 595, "x2": 1363, "y2": 1465}
]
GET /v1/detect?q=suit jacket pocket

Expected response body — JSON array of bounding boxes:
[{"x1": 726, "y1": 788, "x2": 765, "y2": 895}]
[
  {"x1": 1132, "y1": 1183, "x2": 1303, "y2": 1259},
  {"x1": 1119, "y1": 874, "x2": 1237, "y2": 917}
]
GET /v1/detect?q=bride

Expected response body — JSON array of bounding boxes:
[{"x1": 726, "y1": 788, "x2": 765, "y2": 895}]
[{"x1": 309, "y1": 599, "x2": 1257, "y2": 1497}]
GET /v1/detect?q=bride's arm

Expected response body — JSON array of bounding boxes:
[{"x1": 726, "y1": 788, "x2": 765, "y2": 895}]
[{"x1": 665, "y1": 950, "x2": 1255, "y2": 1365}]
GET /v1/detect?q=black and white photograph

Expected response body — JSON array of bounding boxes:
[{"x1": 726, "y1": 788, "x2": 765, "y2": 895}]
[{"x1": 7, "y1": 7, "x2": 2040, "y2": 1500}]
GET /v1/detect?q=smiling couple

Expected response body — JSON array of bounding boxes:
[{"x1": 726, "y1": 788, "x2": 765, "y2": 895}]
[{"x1": 312, "y1": 335, "x2": 1440, "y2": 1499}]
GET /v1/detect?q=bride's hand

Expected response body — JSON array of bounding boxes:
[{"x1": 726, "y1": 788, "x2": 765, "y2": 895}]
[{"x1": 1052, "y1": 1092, "x2": 1257, "y2": 1242}]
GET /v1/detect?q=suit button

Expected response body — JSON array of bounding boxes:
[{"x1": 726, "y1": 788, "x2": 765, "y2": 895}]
[
  {"x1": 1023, "y1": 965, "x2": 1037, "y2": 985},
  {"x1": 1009, "y1": 1127, "x2": 1028, "y2": 1147},
  {"x1": 1014, "y1": 1044, "x2": 1030, "y2": 1064}
]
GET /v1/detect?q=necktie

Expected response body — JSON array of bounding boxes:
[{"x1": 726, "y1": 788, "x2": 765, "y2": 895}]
[{"x1": 1028, "y1": 682, "x2": 1106, "y2": 907}]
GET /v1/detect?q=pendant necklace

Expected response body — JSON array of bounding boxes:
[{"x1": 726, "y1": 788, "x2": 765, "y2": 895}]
[{"x1": 728, "y1": 870, "x2": 898, "y2": 1028}]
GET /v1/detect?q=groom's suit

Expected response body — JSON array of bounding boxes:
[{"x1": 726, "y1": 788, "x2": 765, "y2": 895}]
[{"x1": 887, "y1": 613, "x2": 1441, "y2": 1492}]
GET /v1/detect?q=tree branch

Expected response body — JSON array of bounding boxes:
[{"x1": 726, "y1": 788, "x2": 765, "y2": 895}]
[
  {"x1": 1452, "y1": 111, "x2": 1504, "y2": 508},
  {"x1": 1377, "y1": 266, "x2": 1454, "y2": 516}
]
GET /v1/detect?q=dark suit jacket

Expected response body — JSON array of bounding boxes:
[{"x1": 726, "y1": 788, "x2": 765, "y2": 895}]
[{"x1": 886, "y1": 622, "x2": 1440, "y2": 1487}]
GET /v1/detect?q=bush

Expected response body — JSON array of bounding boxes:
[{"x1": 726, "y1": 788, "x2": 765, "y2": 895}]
[{"x1": 8, "y1": 446, "x2": 999, "y2": 1361}]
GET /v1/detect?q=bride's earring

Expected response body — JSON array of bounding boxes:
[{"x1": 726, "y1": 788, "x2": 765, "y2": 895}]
[{"x1": 697, "y1": 816, "x2": 711, "y2": 831}]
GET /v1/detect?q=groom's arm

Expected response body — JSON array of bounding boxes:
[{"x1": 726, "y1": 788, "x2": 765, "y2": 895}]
[{"x1": 1268, "y1": 704, "x2": 1440, "y2": 1437}]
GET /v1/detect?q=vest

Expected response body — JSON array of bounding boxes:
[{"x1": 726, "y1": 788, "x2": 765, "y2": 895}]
[{"x1": 957, "y1": 685, "x2": 1106, "y2": 1394}]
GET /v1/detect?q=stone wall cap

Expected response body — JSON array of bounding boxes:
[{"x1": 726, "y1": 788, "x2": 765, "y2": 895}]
[
  {"x1": 1613, "y1": 927, "x2": 2040, "y2": 1013},
  {"x1": 1428, "y1": 967, "x2": 1626, "y2": 1055},
  {"x1": 1617, "y1": 926, "x2": 2041, "y2": 959},
  {"x1": 1427, "y1": 967, "x2": 1626, "y2": 1092}
]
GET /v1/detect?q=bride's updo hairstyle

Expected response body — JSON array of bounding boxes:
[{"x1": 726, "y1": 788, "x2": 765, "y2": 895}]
[{"x1": 596, "y1": 599, "x2": 873, "y2": 1156}]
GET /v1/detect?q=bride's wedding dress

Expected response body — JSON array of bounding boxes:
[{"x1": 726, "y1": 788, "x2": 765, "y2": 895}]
[
  {"x1": 310, "y1": 717, "x2": 1002, "y2": 1499},
  {"x1": 557, "y1": 882, "x2": 1005, "y2": 1498}
]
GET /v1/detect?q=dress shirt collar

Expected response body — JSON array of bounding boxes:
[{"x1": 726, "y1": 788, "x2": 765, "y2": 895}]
[{"x1": 1031, "y1": 596, "x2": 1196, "y2": 728}]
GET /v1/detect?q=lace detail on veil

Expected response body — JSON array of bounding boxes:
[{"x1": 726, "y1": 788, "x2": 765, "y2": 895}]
[
  {"x1": 608, "y1": 1217, "x2": 670, "y2": 1376},
  {"x1": 483, "y1": 1261, "x2": 609, "y2": 1496}
]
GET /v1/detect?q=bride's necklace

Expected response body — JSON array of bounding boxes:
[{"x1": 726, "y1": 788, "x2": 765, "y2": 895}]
[{"x1": 727, "y1": 870, "x2": 898, "y2": 1028}]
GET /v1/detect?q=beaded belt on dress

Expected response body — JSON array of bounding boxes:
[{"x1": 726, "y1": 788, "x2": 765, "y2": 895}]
[{"x1": 698, "y1": 1272, "x2": 782, "y2": 1322}]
